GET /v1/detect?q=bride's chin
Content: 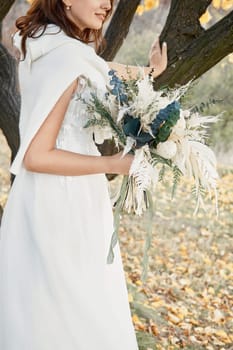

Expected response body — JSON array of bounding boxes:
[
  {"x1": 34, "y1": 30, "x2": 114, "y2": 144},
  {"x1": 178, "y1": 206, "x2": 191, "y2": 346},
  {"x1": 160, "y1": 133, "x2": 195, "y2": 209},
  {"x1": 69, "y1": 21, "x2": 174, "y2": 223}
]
[
  {"x1": 78, "y1": 24, "x2": 102, "y2": 31},
  {"x1": 74, "y1": 20, "x2": 103, "y2": 31},
  {"x1": 89, "y1": 23, "x2": 103, "y2": 30}
]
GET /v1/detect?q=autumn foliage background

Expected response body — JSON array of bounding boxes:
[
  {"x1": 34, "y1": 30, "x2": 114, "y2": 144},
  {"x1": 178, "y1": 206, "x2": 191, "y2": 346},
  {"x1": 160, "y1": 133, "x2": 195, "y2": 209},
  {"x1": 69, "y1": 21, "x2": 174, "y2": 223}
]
[{"x1": 0, "y1": 1, "x2": 233, "y2": 349}]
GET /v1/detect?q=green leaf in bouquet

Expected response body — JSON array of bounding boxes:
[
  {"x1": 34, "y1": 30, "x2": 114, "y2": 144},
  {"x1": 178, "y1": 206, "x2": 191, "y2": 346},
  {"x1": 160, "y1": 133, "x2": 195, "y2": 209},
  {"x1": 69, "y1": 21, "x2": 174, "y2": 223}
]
[
  {"x1": 171, "y1": 166, "x2": 183, "y2": 199},
  {"x1": 90, "y1": 93, "x2": 126, "y2": 145},
  {"x1": 158, "y1": 164, "x2": 166, "y2": 182},
  {"x1": 154, "y1": 106, "x2": 180, "y2": 144},
  {"x1": 190, "y1": 98, "x2": 223, "y2": 114}
]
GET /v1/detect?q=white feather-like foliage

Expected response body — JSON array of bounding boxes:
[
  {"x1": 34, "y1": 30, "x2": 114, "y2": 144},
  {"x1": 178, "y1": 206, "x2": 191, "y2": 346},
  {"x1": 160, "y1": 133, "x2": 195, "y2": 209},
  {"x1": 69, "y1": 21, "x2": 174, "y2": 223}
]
[
  {"x1": 168, "y1": 109, "x2": 220, "y2": 214},
  {"x1": 187, "y1": 113, "x2": 219, "y2": 129},
  {"x1": 117, "y1": 106, "x2": 131, "y2": 123},
  {"x1": 126, "y1": 145, "x2": 159, "y2": 215},
  {"x1": 172, "y1": 138, "x2": 219, "y2": 214},
  {"x1": 189, "y1": 141, "x2": 219, "y2": 189},
  {"x1": 124, "y1": 78, "x2": 192, "y2": 132},
  {"x1": 122, "y1": 137, "x2": 136, "y2": 157}
]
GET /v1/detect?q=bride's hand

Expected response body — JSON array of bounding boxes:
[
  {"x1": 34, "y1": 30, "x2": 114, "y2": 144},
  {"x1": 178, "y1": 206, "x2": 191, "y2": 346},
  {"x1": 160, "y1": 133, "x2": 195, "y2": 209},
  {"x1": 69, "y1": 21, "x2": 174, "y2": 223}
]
[
  {"x1": 149, "y1": 37, "x2": 168, "y2": 76},
  {"x1": 110, "y1": 151, "x2": 134, "y2": 175}
]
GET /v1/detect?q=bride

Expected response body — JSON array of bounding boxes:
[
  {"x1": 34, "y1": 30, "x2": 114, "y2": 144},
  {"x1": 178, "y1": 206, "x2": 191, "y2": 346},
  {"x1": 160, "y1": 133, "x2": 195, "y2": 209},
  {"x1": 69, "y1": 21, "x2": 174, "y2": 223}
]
[{"x1": 0, "y1": 1, "x2": 167, "y2": 349}]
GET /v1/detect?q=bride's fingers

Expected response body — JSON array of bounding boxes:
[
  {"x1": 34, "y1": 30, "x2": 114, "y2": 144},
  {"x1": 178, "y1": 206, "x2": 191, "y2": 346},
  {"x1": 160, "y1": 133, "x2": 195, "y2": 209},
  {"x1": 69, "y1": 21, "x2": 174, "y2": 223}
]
[
  {"x1": 151, "y1": 40, "x2": 167, "y2": 62},
  {"x1": 162, "y1": 42, "x2": 167, "y2": 60},
  {"x1": 149, "y1": 38, "x2": 168, "y2": 72},
  {"x1": 159, "y1": 42, "x2": 167, "y2": 68}
]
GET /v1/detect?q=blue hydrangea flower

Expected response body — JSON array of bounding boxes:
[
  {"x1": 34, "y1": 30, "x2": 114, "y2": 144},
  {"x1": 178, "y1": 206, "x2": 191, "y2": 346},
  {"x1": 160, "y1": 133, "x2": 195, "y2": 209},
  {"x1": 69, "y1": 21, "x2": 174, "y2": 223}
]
[{"x1": 108, "y1": 70, "x2": 128, "y2": 104}]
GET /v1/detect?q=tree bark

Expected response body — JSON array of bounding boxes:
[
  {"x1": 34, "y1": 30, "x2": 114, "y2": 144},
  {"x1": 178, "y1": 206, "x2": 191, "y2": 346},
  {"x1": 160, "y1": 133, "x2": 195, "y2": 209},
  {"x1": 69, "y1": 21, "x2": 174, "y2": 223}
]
[
  {"x1": 100, "y1": 0, "x2": 141, "y2": 60},
  {"x1": 0, "y1": 0, "x2": 19, "y2": 163},
  {"x1": 0, "y1": 43, "x2": 20, "y2": 163},
  {"x1": 160, "y1": 0, "x2": 212, "y2": 57},
  {"x1": 154, "y1": 0, "x2": 233, "y2": 87},
  {"x1": 0, "y1": 42, "x2": 19, "y2": 220}
]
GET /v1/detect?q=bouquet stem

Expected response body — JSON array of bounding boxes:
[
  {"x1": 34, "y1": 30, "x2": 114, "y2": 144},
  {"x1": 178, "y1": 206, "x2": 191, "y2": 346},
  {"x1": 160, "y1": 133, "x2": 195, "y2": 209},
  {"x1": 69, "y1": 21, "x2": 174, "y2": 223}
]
[
  {"x1": 107, "y1": 175, "x2": 129, "y2": 264},
  {"x1": 141, "y1": 190, "x2": 154, "y2": 283},
  {"x1": 107, "y1": 176, "x2": 155, "y2": 285}
]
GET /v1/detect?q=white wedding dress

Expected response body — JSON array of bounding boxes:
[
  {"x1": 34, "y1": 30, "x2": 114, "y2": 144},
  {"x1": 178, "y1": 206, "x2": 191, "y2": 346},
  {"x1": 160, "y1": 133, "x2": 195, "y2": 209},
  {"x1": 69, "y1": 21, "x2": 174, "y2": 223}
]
[{"x1": 0, "y1": 27, "x2": 139, "y2": 350}]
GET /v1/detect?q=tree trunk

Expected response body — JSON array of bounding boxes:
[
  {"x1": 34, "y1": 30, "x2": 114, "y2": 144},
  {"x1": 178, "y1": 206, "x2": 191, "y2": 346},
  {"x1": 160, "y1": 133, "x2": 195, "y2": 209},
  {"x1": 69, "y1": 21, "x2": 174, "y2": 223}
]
[
  {"x1": 160, "y1": 0, "x2": 212, "y2": 57},
  {"x1": 100, "y1": 0, "x2": 141, "y2": 60},
  {"x1": 0, "y1": 0, "x2": 19, "y2": 165},
  {"x1": 0, "y1": 43, "x2": 20, "y2": 163},
  {"x1": 0, "y1": 40, "x2": 19, "y2": 221}
]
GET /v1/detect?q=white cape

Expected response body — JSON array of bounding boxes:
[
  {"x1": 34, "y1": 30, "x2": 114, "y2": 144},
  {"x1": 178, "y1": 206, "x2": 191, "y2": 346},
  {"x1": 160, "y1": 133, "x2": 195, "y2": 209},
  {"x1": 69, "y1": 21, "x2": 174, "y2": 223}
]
[{"x1": 11, "y1": 24, "x2": 110, "y2": 175}]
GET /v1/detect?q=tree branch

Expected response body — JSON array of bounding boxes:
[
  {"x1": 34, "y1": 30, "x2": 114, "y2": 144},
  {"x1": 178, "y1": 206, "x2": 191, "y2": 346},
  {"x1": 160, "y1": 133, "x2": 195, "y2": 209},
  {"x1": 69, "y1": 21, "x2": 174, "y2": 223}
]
[
  {"x1": 159, "y1": 0, "x2": 212, "y2": 60},
  {"x1": 154, "y1": 9, "x2": 233, "y2": 88},
  {"x1": 100, "y1": 0, "x2": 141, "y2": 61}
]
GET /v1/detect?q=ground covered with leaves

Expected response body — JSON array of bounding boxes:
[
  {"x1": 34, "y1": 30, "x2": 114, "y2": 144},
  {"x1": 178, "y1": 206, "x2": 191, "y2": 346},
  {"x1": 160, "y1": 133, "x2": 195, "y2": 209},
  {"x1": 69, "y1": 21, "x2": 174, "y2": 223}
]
[
  {"x1": 0, "y1": 131, "x2": 232, "y2": 349},
  {"x1": 115, "y1": 168, "x2": 233, "y2": 350}
]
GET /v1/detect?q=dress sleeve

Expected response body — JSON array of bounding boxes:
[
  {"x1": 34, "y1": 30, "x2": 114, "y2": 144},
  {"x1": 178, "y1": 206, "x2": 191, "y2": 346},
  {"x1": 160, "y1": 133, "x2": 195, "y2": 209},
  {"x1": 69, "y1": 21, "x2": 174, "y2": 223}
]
[{"x1": 10, "y1": 42, "x2": 95, "y2": 175}]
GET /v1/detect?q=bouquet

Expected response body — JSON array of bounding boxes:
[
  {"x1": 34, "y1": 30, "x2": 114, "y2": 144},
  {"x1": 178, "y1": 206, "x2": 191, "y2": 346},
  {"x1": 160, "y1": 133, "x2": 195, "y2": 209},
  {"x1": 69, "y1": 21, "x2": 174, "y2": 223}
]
[{"x1": 76, "y1": 69, "x2": 219, "y2": 281}]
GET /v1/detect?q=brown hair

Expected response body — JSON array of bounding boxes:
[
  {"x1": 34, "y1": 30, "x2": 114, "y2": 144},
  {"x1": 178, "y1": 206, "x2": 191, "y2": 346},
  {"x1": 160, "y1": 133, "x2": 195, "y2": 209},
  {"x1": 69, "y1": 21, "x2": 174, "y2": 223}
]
[{"x1": 15, "y1": 0, "x2": 114, "y2": 59}]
